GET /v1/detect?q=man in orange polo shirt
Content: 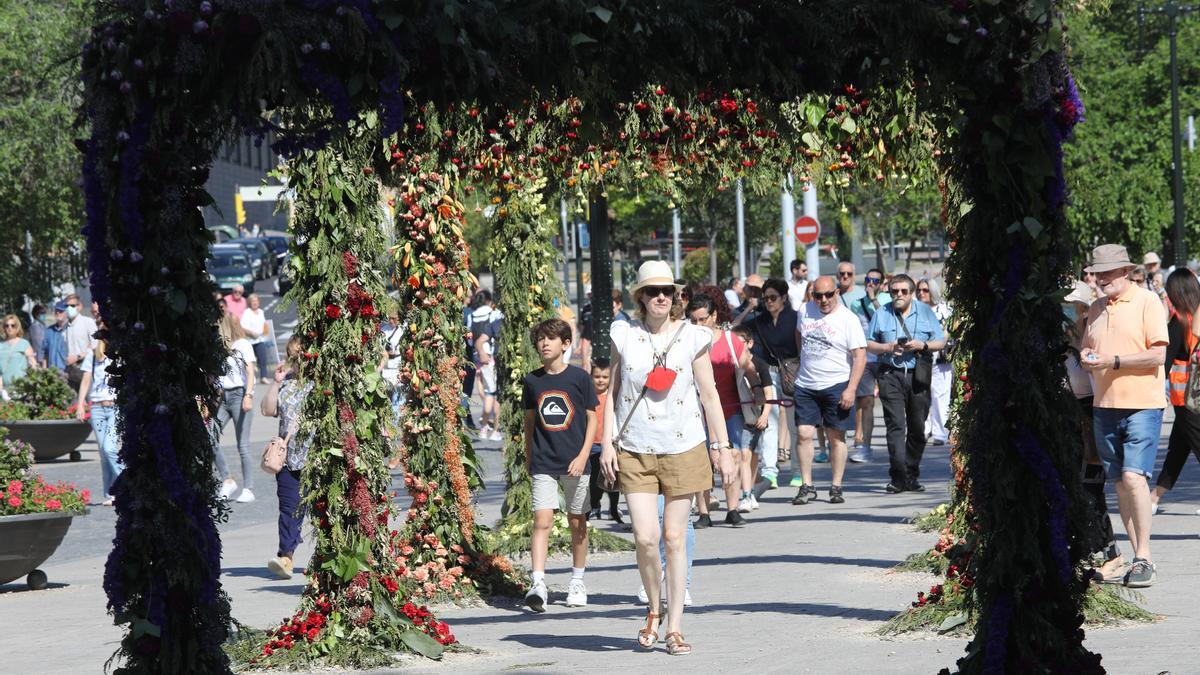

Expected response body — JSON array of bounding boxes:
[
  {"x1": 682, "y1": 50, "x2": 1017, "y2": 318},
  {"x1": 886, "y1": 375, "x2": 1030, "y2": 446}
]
[{"x1": 1081, "y1": 244, "x2": 1168, "y2": 588}]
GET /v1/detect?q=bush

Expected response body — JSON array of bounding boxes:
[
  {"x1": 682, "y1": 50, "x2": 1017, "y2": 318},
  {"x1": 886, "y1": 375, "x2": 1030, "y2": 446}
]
[{"x1": 6, "y1": 369, "x2": 76, "y2": 420}]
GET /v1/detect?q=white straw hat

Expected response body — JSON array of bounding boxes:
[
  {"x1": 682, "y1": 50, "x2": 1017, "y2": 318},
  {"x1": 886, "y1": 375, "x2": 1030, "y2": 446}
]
[{"x1": 630, "y1": 260, "x2": 682, "y2": 294}]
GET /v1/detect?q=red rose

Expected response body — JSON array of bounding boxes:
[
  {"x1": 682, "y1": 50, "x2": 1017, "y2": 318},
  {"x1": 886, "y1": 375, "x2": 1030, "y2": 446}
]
[{"x1": 326, "y1": 304, "x2": 341, "y2": 319}]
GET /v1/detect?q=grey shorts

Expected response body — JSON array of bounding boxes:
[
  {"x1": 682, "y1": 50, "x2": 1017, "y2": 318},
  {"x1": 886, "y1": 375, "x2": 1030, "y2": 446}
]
[
  {"x1": 531, "y1": 473, "x2": 590, "y2": 514},
  {"x1": 856, "y1": 362, "x2": 880, "y2": 398}
]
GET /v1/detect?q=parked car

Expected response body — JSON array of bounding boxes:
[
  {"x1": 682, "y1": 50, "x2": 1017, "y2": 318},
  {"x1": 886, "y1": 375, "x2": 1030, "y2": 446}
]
[
  {"x1": 207, "y1": 224, "x2": 239, "y2": 242},
  {"x1": 227, "y1": 238, "x2": 275, "y2": 278},
  {"x1": 276, "y1": 253, "x2": 293, "y2": 296},
  {"x1": 207, "y1": 247, "x2": 256, "y2": 294}
]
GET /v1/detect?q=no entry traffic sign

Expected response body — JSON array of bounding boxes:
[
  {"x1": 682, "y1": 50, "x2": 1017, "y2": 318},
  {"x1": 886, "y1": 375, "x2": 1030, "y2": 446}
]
[{"x1": 794, "y1": 215, "x2": 820, "y2": 246}]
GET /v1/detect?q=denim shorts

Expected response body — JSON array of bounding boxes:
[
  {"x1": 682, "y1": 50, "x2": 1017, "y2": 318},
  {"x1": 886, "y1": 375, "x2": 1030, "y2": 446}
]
[
  {"x1": 793, "y1": 382, "x2": 855, "y2": 432},
  {"x1": 725, "y1": 413, "x2": 747, "y2": 450},
  {"x1": 1092, "y1": 407, "x2": 1163, "y2": 480}
]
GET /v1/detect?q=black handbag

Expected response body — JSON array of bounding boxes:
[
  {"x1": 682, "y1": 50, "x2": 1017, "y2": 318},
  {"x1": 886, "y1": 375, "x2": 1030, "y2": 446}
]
[
  {"x1": 898, "y1": 309, "x2": 933, "y2": 392},
  {"x1": 755, "y1": 324, "x2": 799, "y2": 397}
]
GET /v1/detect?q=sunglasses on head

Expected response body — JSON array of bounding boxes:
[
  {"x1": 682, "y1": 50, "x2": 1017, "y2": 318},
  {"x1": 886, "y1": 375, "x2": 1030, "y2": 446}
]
[
  {"x1": 642, "y1": 285, "x2": 675, "y2": 298},
  {"x1": 865, "y1": 276, "x2": 882, "y2": 285},
  {"x1": 890, "y1": 287, "x2": 912, "y2": 296},
  {"x1": 812, "y1": 291, "x2": 837, "y2": 300}
]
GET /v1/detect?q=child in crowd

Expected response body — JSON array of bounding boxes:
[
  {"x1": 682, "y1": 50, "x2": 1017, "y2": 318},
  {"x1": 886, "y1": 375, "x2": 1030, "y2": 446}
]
[
  {"x1": 586, "y1": 359, "x2": 623, "y2": 523},
  {"x1": 522, "y1": 318, "x2": 599, "y2": 612},
  {"x1": 733, "y1": 324, "x2": 777, "y2": 498}
]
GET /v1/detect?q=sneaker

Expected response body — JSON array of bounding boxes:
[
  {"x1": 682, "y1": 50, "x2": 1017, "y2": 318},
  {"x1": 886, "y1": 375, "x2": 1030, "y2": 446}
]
[
  {"x1": 753, "y1": 476, "x2": 777, "y2": 499},
  {"x1": 694, "y1": 514, "x2": 713, "y2": 529},
  {"x1": 1124, "y1": 558, "x2": 1157, "y2": 588},
  {"x1": 749, "y1": 494, "x2": 760, "y2": 511},
  {"x1": 1151, "y1": 501, "x2": 1160, "y2": 516},
  {"x1": 218, "y1": 479, "x2": 237, "y2": 500},
  {"x1": 707, "y1": 497, "x2": 720, "y2": 511},
  {"x1": 814, "y1": 451, "x2": 829, "y2": 463},
  {"x1": 480, "y1": 424, "x2": 494, "y2": 440},
  {"x1": 524, "y1": 580, "x2": 548, "y2": 612},
  {"x1": 908, "y1": 481, "x2": 926, "y2": 493},
  {"x1": 929, "y1": 438, "x2": 946, "y2": 446},
  {"x1": 791, "y1": 484, "x2": 817, "y2": 505},
  {"x1": 566, "y1": 578, "x2": 588, "y2": 607},
  {"x1": 724, "y1": 510, "x2": 746, "y2": 527},
  {"x1": 587, "y1": 507, "x2": 603, "y2": 521},
  {"x1": 885, "y1": 482, "x2": 906, "y2": 494},
  {"x1": 683, "y1": 588, "x2": 694, "y2": 607},
  {"x1": 492, "y1": 428, "x2": 506, "y2": 442},
  {"x1": 788, "y1": 475, "x2": 804, "y2": 488},
  {"x1": 235, "y1": 488, "x2": 256, "y2": 503},
  {"x1": 637, "y1": 585, "x2": 649, "y2": 605},
  {"x1": 829, "y1": 486, "x2": 845, "y2": 504},
  {"x1": 737, "y1": 498, "x2": 753, "y2": 514},
  {"x1": 267, "y1": 556, "x2": 294, "y2": 580},
  {"x1": 849, "y1": 445, "x2": 871, "y2": 463}
]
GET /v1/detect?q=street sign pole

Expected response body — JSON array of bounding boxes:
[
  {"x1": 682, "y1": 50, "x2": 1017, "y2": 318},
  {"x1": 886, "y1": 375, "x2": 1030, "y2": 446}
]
[
  {"x1": 803, "y1": 183, "x2": 819, "y2": 281},
  {"x1": 780, "y1": 174, "x2": 796, "y2": 278},
  {"x1": 672, "y1": 209, "x2": 682, "y2": 277}
]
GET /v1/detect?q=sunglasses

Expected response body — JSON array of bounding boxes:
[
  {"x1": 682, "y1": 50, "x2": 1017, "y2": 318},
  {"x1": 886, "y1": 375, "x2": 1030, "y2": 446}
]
[
  {"x1": 917, "y1": 287, "x2": 930, "y2": 293},
  {"x1": 763, "y1": 293, "x2": 782, "y2": 301},
  {"x1": 3, "y1": 323, "x2": 17, "y2": 329},
  {"x1": 812, "y1": 291, "x2": 837, "y2": 300},
  {"x1": 890, "y1": 287, "x2": 912, "y2": 296},
  {"x1": 837, "y1": 271, "x2": 854, "y2": 277},
  {"x1": 642, "y1": 286, "x2": 675, "y2": 298},
  {"x1": 865, "y1": 276, "x2": 882, "y2": 285}
]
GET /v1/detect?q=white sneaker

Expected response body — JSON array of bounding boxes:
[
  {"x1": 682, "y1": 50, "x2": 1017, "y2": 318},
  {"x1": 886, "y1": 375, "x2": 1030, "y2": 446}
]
[
  {"x1": 750, "y1": 494, "x2": 760, "y2": 511},
  {"x1": 480, "y1": 424, "x2": 493, "y2": 440},
  {"x1": 1151, "y1": 502, "x2": 1160, "y2": 515},
  {"x1": 566, "y1": 578, "x2": 588, "y2": 607},
  {"x1": 235, "y1": 488, "x2": 256, "y2": 503},
  {"x1": 636, "y1": 584, "x2": 648, "y2": 604},
  {"x1": 738, "y1": 499, "x2": 753, "y2": 514},
  {"x1": 684, "y1": 588, "x2": 693, "y2": 607},
  {"x1": 491, "y1": 428, "x2": 506, "y2": 442},
  {"x1": 525, "y1": 580, "x2": 548, "y2": 612},
  {"x1": 218, "y1": 479, "x2": 237, "y2": 500}
]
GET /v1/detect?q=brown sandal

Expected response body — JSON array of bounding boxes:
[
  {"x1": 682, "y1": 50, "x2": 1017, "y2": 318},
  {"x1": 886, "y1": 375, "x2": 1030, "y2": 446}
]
[
  {"x1": 637, "y1": 609, "x2": 661, "y2": 649},
  {"x1": 665, "y1": 631, "x2": 692, "y2": 656}
]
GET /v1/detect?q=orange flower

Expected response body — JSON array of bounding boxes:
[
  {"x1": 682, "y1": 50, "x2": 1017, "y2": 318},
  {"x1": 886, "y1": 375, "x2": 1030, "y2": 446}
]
[{"x1": 407, "y1": 274, "x2": 421, "y2": 289}]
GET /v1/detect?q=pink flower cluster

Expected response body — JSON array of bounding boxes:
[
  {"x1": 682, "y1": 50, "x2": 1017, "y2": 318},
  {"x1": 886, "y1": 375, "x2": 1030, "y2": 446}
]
[{"x1": 0, "y1": 477, "x2": 88, "y2": 515}]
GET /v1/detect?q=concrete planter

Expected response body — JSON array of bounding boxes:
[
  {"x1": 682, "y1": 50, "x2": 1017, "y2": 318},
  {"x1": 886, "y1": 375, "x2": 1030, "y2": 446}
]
[
  {"x1": 0, "y1": 419, "x2": 92, "y2": 462},
  {"x1": 0, "y1": 511, "x2": 79, "y2": 589}
]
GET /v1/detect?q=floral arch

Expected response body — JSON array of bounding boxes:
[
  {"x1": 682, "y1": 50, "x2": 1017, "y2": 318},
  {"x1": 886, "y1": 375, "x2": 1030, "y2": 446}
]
[{"x1": 82, "y1": 1, "x2": 1097, "y2": 673}]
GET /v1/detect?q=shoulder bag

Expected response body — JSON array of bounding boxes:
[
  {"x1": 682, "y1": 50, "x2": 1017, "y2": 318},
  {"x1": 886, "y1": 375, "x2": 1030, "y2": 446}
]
[
  {"x1": 756, "y1": 320, "x2": 800, "y2": 397},
  {"x1": 601, "y1": 322, "x2": 687, "y2": 491},
  {"x1": 723, "y1": 331, "x2": 760, "y2": 421},
  {"x1": 898, "y1": 308, "x2": 933, "y2": 392},
  {"x1": 261, "y1": 397, "x2": 299, "y2": 475}
]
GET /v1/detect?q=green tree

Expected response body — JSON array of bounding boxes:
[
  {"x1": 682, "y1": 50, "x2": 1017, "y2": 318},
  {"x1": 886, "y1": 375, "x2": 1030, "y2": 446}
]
[
  {"x1": 1064, "y1": 2, "x2": 1200, "y2": 262},
  {"x1": 0, "y1": 0, "x2": 89, "y2": 312},
  {"x1": 840, "y1": 179, "x2": 943, "y2": 272}
]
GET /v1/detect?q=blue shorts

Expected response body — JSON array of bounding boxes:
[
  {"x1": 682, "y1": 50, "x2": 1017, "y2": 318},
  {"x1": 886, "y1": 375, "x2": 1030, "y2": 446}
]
[
  {"x1": 793, "y1": 382, "x2": 855, "y2": 432},
  {"x1": 1092, "y1": 408, "x2": 1163, "y2": 480},
  {"x1": 725, "y1": 414, "x2": 747, "y2": 450}
]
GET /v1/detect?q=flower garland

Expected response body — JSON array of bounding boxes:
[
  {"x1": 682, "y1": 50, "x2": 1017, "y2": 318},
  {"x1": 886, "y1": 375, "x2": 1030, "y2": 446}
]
[
  {"x1": 246, "y1": 127, "x2": 450, "y2": 668},
  {"x1": 386, "y1": 150, "x2": 524, "y2": 600}
]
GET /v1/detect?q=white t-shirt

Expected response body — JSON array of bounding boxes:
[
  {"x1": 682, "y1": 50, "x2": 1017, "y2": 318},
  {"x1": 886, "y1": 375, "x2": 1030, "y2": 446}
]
[
  {"x1": 787, "y1": 279, "x2": 808, "y2": 311},
  {"x1": 381, "y1": 323, "x2": 404, "y2": 384},
  {"x1": 611, "y1": 319, "x2": 712, "y2": 455},
  {"x1": 723, "y1": 289, "x2": 741, "y2": 309},
  {"x1": 219, "y1": 338, "x2": 256, "y2": 390},
  {"x1": 795, "y1": 303, "x2": 867, "y2": 390},
  {"x1": 80, "y1": 350, "x2": 116, "y2": 402},
  {"x1": 240, "y1": 308, "x2": 267, "y2": 345}
]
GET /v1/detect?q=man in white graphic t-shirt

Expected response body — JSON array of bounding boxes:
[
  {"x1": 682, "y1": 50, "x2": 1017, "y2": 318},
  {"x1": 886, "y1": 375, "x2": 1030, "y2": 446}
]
[{"x1": 791, "y1": 276, "x2": 866, "y2": 506}]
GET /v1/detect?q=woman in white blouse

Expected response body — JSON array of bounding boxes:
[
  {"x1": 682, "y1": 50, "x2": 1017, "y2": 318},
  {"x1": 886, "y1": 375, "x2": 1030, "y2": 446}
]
[
  {"x1": 213, "y1": 313, "x2": 257, "y2": 502},
  {"x1": 600, "y1": 261, "x2": 735, "y2": 657},
  {"x1": 74, "y1": 322, "x2": 122, "y2": 505},
  {"x1": 240, "y1": 293, "x2": 271, "y2": 384}
]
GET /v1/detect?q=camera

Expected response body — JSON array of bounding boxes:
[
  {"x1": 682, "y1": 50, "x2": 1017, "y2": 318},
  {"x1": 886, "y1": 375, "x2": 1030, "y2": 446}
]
[{"x1": 896, "y1": 336, "x2": 910, "y2": 347}]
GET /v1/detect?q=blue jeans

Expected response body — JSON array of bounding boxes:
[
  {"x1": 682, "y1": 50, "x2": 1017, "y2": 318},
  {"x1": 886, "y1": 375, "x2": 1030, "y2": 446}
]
[
  {"x1": 214, "y1": 386, "x2": 255, "y2": 490},
  {"x1": 276, "y1": 468, "x2": 304, "y2": 557},
  {"x1": 1093, "y1": 407, "x2": 1163, "y2": 480},
  {"x1": 89, "y1": 405, "x2": 123, "y2": 498},
  {"x1": 658, "y1": 494, "x2": 693, "y2": 587}
]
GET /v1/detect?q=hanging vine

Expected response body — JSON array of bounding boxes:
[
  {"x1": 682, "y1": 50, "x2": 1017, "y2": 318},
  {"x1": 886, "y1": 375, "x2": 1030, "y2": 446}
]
[{"x1": 385, "y1": 148, "x2": 524, "y2": 600}]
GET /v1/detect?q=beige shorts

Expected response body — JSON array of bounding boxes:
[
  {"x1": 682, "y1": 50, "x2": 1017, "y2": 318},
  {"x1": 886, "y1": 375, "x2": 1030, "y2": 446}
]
[
  {"x1": 618, "y1": 442, "x2": 713, "y2": 497},
  {"x1": 531, "y1": 473, "x2": 590, "y2": 514}
]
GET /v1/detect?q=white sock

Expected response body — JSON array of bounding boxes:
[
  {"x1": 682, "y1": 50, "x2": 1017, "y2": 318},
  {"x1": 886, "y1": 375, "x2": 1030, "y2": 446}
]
[
  {"x1": 531, "y1": 570, "x2": 545, "y2": 586},
  {"x1": 571, "y1": 567, "x2": 585, "y2": 581}
]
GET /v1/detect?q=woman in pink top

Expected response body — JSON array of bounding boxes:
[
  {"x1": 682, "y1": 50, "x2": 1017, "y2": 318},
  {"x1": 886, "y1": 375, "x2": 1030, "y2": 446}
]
[{"x1": 686, "y1": 289, "x2": 760, "y2": 527}]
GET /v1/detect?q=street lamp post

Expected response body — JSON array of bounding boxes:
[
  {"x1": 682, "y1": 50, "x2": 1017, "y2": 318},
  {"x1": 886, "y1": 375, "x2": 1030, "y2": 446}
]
[{"x1": 1139, "y1": 0, "x2": 1197, "y2": 267}]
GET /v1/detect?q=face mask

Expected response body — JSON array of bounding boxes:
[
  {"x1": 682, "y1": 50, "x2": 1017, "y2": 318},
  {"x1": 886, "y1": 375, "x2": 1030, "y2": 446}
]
[{"x1": 66, "y1": 306, "x2": 79, "y2": 319}]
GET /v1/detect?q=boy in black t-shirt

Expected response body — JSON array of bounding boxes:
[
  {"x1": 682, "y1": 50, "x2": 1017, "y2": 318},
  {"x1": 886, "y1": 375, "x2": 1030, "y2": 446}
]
[{"x1": 521, "y1": 318, "x2": 599, "y2": 612}]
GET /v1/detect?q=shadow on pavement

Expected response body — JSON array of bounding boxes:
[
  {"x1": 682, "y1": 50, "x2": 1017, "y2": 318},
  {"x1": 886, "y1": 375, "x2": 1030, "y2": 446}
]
[{"x1": 447, "y1": 600, "x2": 899, "y2": 627}]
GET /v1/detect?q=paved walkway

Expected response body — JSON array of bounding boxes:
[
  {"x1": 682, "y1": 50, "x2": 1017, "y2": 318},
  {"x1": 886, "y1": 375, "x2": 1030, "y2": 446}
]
[{"x1": 5, "y1": 406, "x2": 1200, "y2": 673}]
